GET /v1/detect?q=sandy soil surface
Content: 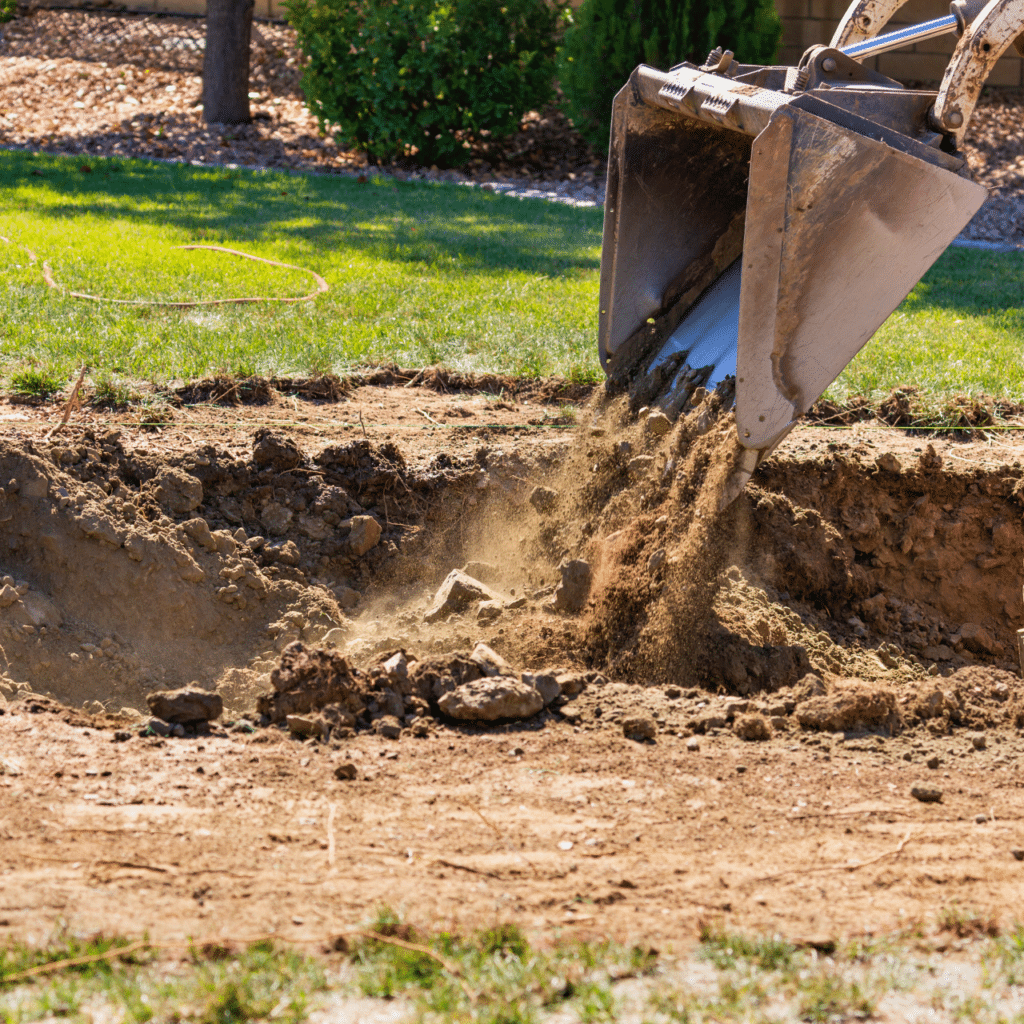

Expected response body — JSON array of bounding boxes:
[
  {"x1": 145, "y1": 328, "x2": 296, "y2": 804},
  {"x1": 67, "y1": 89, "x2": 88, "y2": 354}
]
[{"x1": 0, "y1": 378, "x2": 1022, "y2": 947}]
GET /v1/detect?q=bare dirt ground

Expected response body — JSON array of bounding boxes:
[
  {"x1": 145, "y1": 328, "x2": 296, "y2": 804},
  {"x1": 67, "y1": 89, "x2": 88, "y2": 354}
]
[{"x1": 0, "y1": 378, "x2": 1022, "y2": 950}]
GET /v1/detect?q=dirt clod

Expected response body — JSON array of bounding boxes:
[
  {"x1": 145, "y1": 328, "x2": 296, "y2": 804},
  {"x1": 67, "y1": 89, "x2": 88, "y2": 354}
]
[
  {"x1": 795, "y1": 680, "x2": 901, "y2": 734},
  {"x1": 146, "y1": 687, "x2": 222, "y2": 724},
  {"x1": 552, "y1": 559, "x2": 592, "y2": 612},
  {"x1": 528, "y1": 486, "x2": 559, "y2": 513},
  {"x1": 258, "y1": 643, "x2": 367, "y2": 724},
  {"x1": 622, "y1": 714, "x2": 657, "y2": 741},
  {"x1": 734, "y1": 712, "x2": 773, "y2": 741}
]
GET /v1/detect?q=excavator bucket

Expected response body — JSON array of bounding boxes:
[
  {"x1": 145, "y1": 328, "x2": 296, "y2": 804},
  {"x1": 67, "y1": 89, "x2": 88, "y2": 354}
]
[{"x1": 599, "y1": 45, "x2": 989, "y2": 472}]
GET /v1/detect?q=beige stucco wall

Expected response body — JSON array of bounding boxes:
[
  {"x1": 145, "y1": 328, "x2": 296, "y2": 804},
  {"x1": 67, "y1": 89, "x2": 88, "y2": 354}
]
[{"x1": 776, "y1": 0, "x2": 1024, "y2": 85}]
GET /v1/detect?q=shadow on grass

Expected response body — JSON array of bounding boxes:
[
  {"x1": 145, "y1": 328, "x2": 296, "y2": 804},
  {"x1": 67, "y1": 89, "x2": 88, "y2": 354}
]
[
  {"x1": 903, "y1": 247, "x2": 1024, "y2": 317},
  {"x1": 0, "y1": 148, "x2": 603, "y2": 278}
]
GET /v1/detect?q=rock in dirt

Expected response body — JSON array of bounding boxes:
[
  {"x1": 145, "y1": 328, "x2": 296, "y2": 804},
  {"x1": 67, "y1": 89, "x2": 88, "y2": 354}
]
[
  {"x1": 555, "y1": 672, "x2": 590, "y2": 697},
  {"x1": 794, "y1": 673, "x2": 827, "y2": 699},
  {"x1": 261, "y1": 502, "x2": 293, "y2": 536},
  {"x1": 0, "y1": 585, "x2": 18, "y2": 608},
  {"x1": 1011, "y1": 848, "x2": 1024, "y2": 862},
  {"x1": 795, "y1": 680, "x2": 901, "y2": 734},
  {"x1": 424, "y1": 570, "x2": 503, "y2": 623},
  {"x1": 522, "y1": 671, "x2": 559, "y2": 706},
  {"x1": 734, "y1": 713, "x2": 772, "y2": 741},
  {"x1": 348, "y1": 515, "x2": 382, "y2": 556},
  {"x1": 470, "y1": 643, "x2": 512, "y2": 677},
  {"x1": 286, "y1": 714, "x2": 323, "y2": 740},
  {"x1": 382, "y1": 651, "x2": 411, "y2": 685},
  {"x1": 477, "y1": 599, "x2": 503, "y2": 622},
  {"x1": 334, "y1": 763, "x2": 358, "y2": 781},
  {"x1": 411, "y1": 654, "x2": 483, "y2": 699},
  {"x1": 911, "y1": 785, "x2": 943, "y2": 803},
  {"x1": 958, "y1": 623, "x2": 1000, "y2": 656},
  {"x1": 437, "y1": 677, "x2": 544, "y2": 721},
  {"x1": 146, "y1": 687, "x2": 222, "y2": 724},
  {"x1": 335, "y1": 586, "x2": 361, "y2": 610},
  {"x1": 971, "y1": 734, "x2": 987, "y2": 751},
  {"x1": 552, "y1": 559, "x2": 592, "y2": 613},
  {"x1": 686, "y1": 737, "x2": 700, "y2": 751},
  {"x1": 622, "y1": 714, "x2": 657, "y2": 741},
  {"x1": 257, "y1": 642, "x2": 367, "y2": 724},
  {"x1": 529, "y1": 486, "x2": 559, "y2": 513},
  {"x1": 374, "y1": 715, "x2": 402, "y2": 739},
  {"x1": 152, "y1": 467, "x2": 203, "y2": 514}
]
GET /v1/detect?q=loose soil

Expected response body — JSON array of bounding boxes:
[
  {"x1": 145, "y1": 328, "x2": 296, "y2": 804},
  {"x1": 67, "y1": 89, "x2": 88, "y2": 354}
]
[{"x1": 0, "y1": 378, "x2": 1022, "y2": 948}]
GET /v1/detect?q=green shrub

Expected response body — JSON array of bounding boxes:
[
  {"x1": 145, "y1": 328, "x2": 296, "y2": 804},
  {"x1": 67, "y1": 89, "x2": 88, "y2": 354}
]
[
  {"x1": 0, "y1": 0, "x2": 17, "y2": 24},
  {"x1": 286, "y1": 0, "x2": 564, "y2": 167},
  {"x1": 558, "y1": 0, "x2": 782, "y2": 151}
]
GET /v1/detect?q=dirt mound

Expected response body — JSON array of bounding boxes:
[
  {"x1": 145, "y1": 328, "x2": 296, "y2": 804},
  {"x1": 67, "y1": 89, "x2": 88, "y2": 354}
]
[
  {"x1": 0, "y1": 378, "x2": 1020, "y2": 747},
  {"x1": 0, "y1": 427, "x2": 479, "y2": 713}
]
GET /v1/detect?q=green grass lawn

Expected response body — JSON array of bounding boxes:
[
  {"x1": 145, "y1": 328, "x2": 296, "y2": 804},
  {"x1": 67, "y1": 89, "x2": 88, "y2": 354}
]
[
  {"x1": 0, "y1": 148, "x2": 1021, "y2": 409},
  {"x1": 823, "y1": 246, "x2": 1024, "y2": 412},
  {"x1": 0, "y1": 149, "x2": 603, "y2": 386}
]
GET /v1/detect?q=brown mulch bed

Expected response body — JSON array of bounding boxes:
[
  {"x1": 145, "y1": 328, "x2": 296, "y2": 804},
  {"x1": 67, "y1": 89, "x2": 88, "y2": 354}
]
[
  {"x1": 0, "y1": 8, "x2": 1020, "y2": 239},
  {"x1": 0, "y1": 8, "x2": 603, "y2": 193}
]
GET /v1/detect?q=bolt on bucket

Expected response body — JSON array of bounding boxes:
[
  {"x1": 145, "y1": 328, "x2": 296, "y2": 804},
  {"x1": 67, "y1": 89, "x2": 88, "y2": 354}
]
[{"x1": 599, "y1": 47, "x2": 988, "y2": 469}]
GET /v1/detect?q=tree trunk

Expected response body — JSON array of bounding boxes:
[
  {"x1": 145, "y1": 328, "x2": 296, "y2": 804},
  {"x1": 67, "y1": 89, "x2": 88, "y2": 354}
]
[{"x1": 203, "y1": 0, "x2": 254, "y2": 125}]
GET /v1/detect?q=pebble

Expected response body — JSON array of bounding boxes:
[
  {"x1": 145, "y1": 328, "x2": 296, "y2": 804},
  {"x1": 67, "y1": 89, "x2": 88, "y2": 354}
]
[
  {"x1": 926, "y1": 756, "x2": 941, "y2": 769},
  {"x1": 333, "y1": 763, "x2": 358, "y2": 781},
  {"x1": 1012, "y1": 848, "x2": 1024, "y2": 861},
  {"x1": 971, "y1": 734, "x2": 987, "y2": 751},
  {"x1": 686, "y1": 737, "x2": 700, "y2": 752},
  {"x1": 911, "y1": 785, "x2": 943, "y2": 803},
  {"x1": 975, "y1": 814, "x2": 988, "y2": 824}
]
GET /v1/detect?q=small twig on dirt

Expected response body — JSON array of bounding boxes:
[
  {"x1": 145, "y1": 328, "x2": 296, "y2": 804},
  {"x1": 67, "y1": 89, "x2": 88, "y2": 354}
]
[
  {"x1": 1, "y1": 938, "x2": 153, "y2": 985},
  {"x1": 433, "y1": 858, "x2": 502, "y2": 879},
  {"x1": 415, "y1": 407, "x2": 442, "y2": 426},
  {"x1": 359, "y1": 930, "x2": 475, "y2": 1003},
  {"x1": 94, "y1": 860, "x2": 170, "y2": 873},
  {"x1": 749, "y1": 830, "x2": 914, "y2": 884},
  {"x1": 44, "y1": 365, "x2": 87, "y2": 440},
  {"x1": 358, "y1": 409, "x2": 367, "y2": 438},
  {"x1": 327, "y1": 802, "x2": 337, "y2": 869},
  {"x1": 404, "y1": 369, "x2": 425, "y2": 388}
]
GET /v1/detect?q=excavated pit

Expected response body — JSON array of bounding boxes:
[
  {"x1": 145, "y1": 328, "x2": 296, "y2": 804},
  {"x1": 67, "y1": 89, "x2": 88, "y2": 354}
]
[{"x1": 0, "y1": 388, "x2": 1021, "y2": 742}]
